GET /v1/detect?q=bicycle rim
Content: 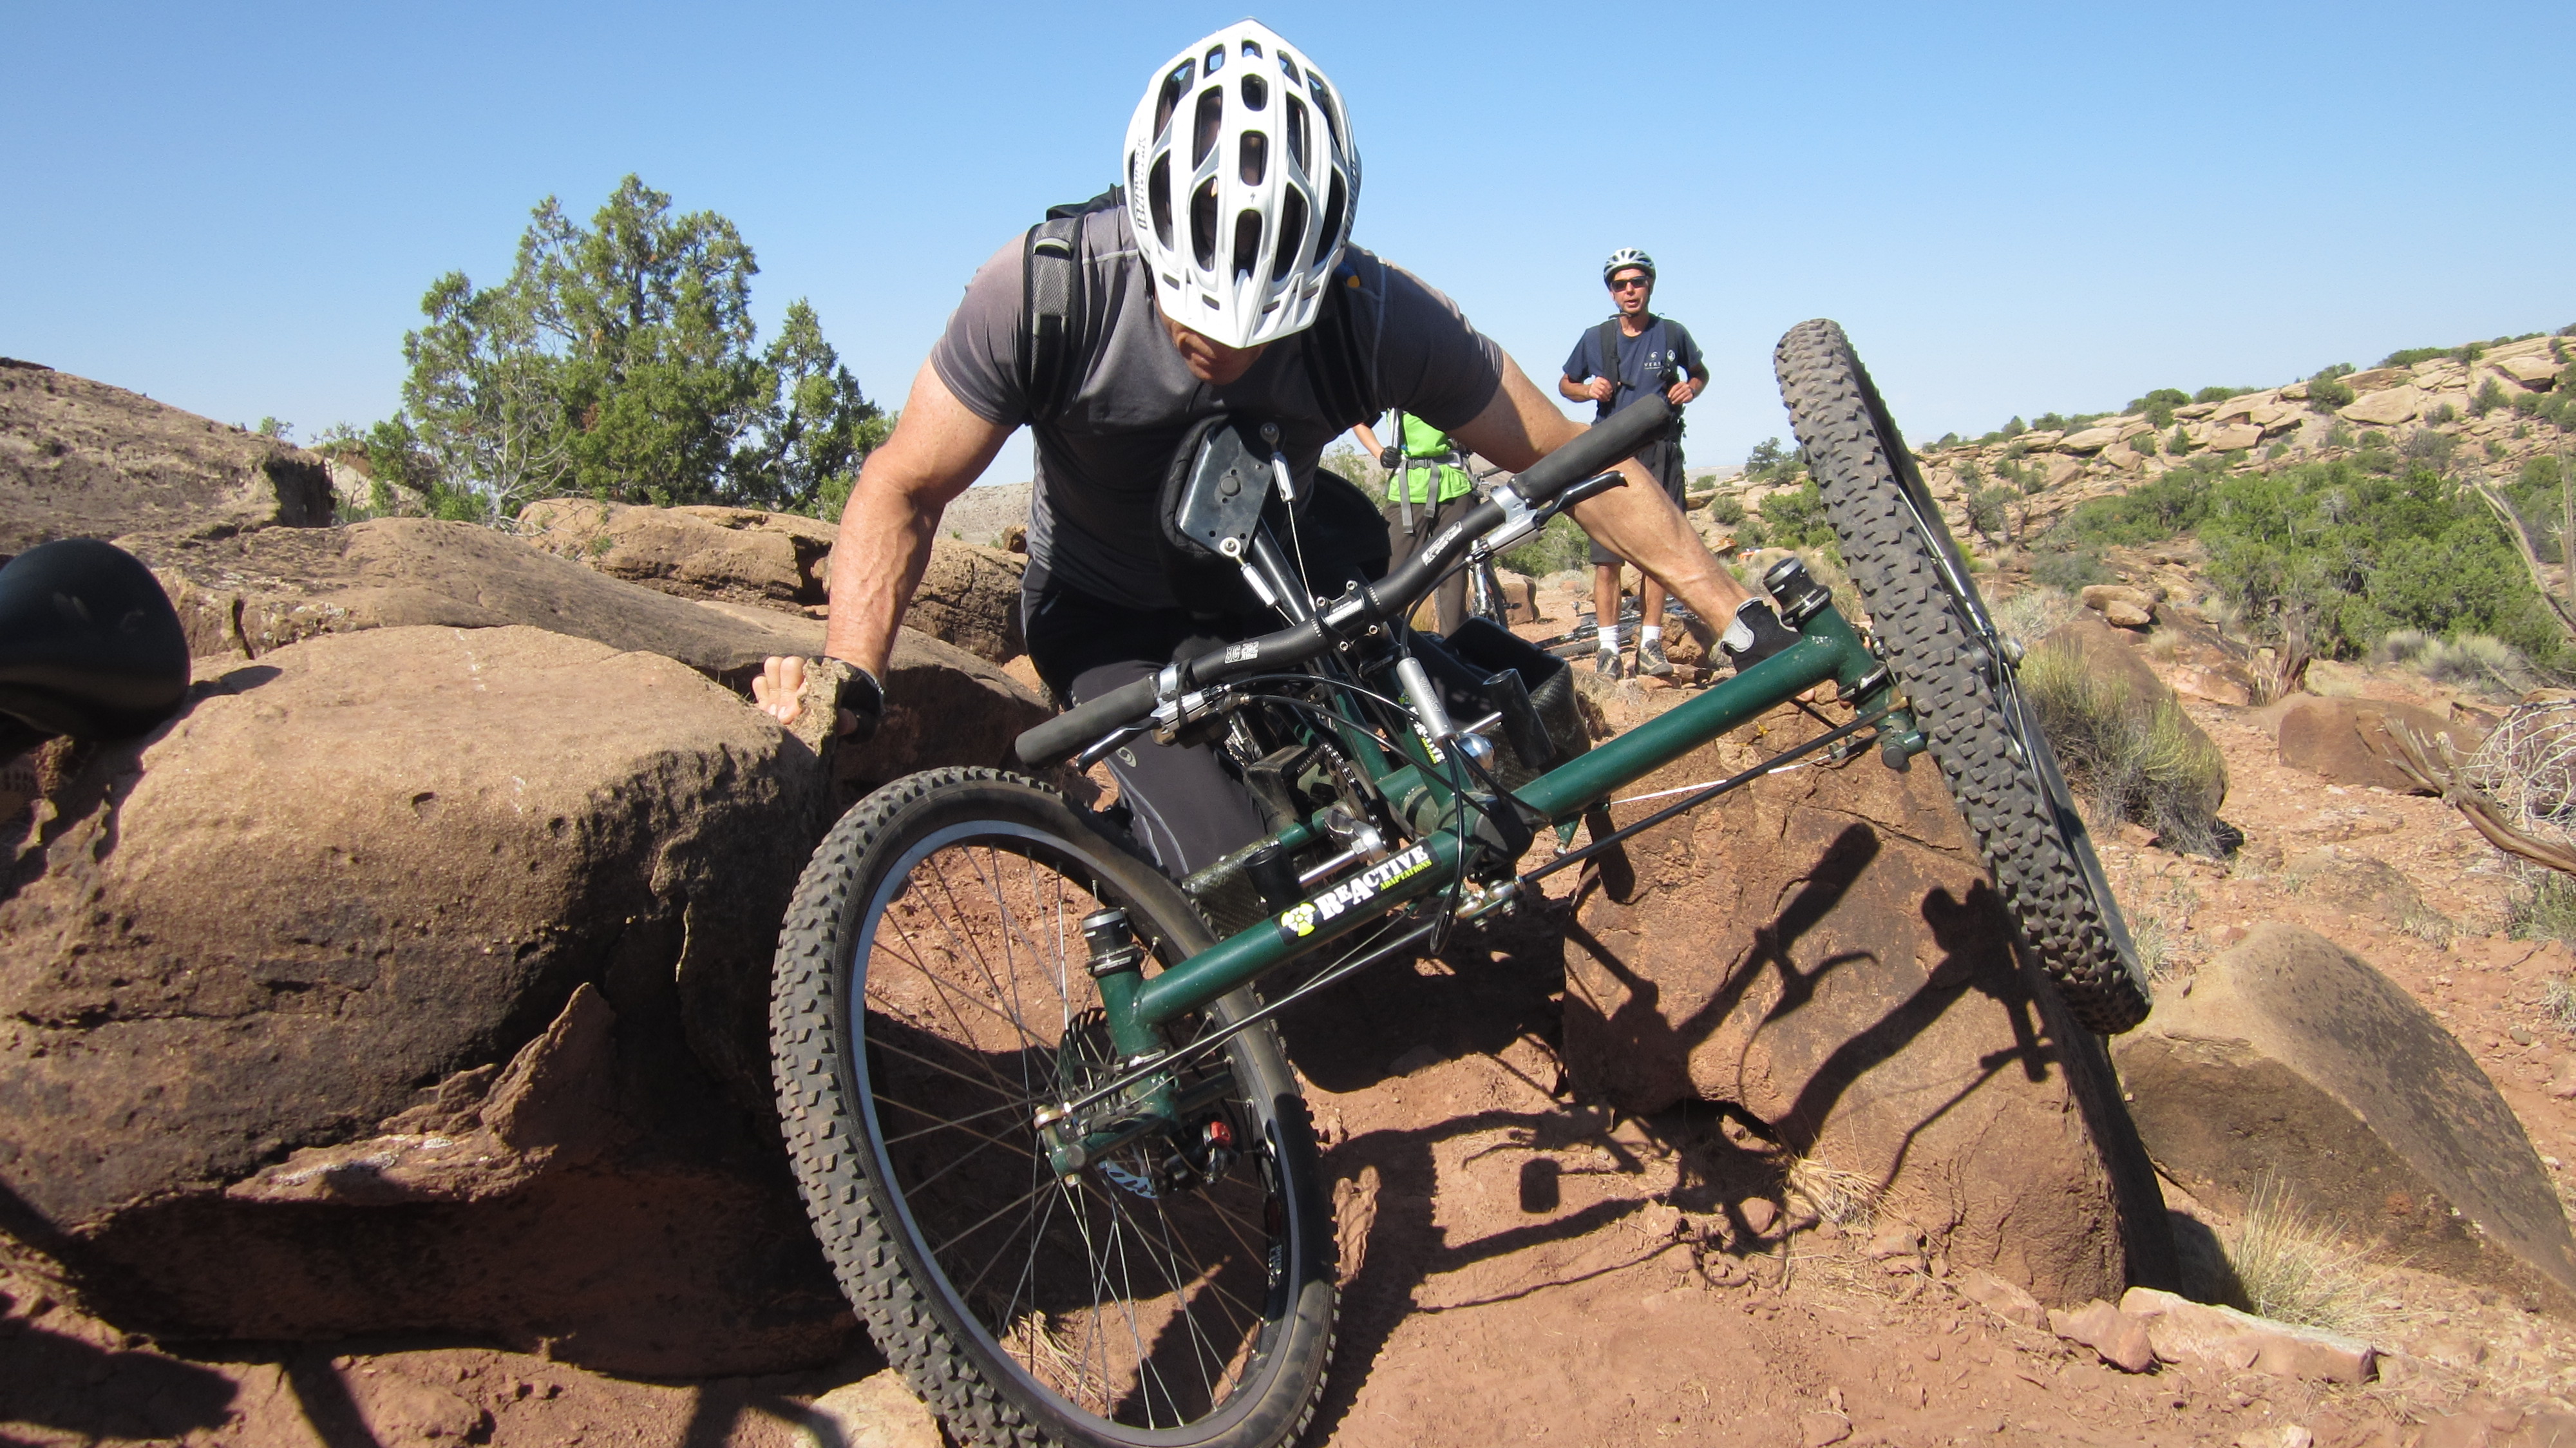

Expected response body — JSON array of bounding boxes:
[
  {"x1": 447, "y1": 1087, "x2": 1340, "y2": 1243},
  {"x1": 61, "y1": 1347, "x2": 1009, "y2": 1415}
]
[{"x1": 849, "y1": 819, "x2": 1307, "y2": 1441}]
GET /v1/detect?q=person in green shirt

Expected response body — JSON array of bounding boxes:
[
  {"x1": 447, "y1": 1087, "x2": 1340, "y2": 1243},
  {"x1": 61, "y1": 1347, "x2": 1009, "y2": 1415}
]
[{"x1": 1350, "y1": 409, "x2": 1477, "y2": 632}]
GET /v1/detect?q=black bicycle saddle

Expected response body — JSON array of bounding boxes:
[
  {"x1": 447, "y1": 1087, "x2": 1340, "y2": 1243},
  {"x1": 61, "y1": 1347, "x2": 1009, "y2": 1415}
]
[{"x1": 0, "y1": 538, "x2": 191, "y2": 748}]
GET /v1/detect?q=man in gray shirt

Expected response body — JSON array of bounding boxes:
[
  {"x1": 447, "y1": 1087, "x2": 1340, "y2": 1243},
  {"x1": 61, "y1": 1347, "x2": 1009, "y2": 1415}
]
[{"x1": 760, "y1": 21, "x2": 1776, "y2": 877}]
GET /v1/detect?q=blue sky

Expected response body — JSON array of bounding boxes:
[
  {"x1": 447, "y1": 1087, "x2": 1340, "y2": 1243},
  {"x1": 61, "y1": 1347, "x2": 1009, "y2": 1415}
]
[{"x1": 5, "y1": 3, "x2": 2570, "y2": 488}]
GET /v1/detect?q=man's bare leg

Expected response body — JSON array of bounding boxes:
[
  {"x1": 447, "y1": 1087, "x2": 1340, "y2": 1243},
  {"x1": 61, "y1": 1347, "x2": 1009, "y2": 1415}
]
[{"x1": 1592, "y1": 562, "x2": 1627, "y2": 674}]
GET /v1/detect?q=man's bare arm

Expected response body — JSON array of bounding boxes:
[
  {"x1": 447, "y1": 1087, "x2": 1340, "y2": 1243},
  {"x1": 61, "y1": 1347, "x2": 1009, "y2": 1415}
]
[
  {"x1": 824, "y1": 359, "x2": 1014, "y2": 674},
  {"x1": 1451, "y1": 354, "x2": 1754, "y2": 624},
  {"x1": 754, "y1": 360, "x2": 1013, "y2": 728}
]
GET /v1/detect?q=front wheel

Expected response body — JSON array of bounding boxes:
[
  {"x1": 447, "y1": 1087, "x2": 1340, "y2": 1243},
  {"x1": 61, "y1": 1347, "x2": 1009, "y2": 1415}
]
[
  {"x1": 1774, "y1": 320, "x2": 2153, "y2": 1034},
  {"x1": 772, "y1": 768, "x2": 1336, "y2": 1448}
]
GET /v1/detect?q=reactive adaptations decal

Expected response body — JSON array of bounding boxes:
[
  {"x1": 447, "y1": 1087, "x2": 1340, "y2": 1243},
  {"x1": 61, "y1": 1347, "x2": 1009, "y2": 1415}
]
[{"x1": 1276, "y1": 844, "x2": 1435, "y2": 939}]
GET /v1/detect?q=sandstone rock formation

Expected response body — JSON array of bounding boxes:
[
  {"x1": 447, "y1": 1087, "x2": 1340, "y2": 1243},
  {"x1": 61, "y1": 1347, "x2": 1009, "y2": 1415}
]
[
  {"x1": 0, "y1": 626, "x2": 855, "y2": 1373},
  {"x1": 515, "y1": 500, "x2": 1028, "y2": 663},
  {"x1": 517, "y1": 499, "x2": 836, "y2": 609},
  {"x1": 0, "y1": 360, "x2": 334, "y2": 558},
  {"x1": 1558, "y1": 709, "x2": 2170, "y2": 1304},
  {"x1": 2114, "y1": 924, "x2": 2576, "y2": 1308},
  {"x1": 128, "y1": 518, "x2": 821, "y2": 691}
]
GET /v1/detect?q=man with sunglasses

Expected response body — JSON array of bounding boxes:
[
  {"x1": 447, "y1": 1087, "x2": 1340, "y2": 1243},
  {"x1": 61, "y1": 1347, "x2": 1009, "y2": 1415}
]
[{"x1": 1560, "y1": 250, "x2": 1766, "y2": 680}]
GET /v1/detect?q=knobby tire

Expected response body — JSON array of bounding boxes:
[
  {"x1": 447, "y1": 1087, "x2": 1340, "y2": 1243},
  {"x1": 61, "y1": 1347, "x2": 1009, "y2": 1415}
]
[{"x1": 1774, "y1": 320, "x2": 2154, "y2": 1033}]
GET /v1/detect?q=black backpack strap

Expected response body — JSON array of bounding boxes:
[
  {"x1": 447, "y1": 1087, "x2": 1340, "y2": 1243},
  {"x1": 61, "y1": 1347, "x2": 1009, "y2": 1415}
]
[
  {"x1": 1596, "y1": 317, "x2": 1624, "y2": 412},
  {"x1": 1298, "y1": 260, "x2": 1382, "y2": 434},
  {"x1": 1019, "y1": 188, "x2": 1122, "y2": 423}
]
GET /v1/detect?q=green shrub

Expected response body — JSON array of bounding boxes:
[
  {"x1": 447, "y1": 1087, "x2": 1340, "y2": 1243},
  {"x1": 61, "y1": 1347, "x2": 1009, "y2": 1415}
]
[
  {"x1": 2022, "y1": 634, "x2": 2230, "y2": 854},
  {"x1": 1705, "y1": 492, "x2": 1747, "y2": 527},
  {"x1": 2307, "y1": 373, "x2": 2356, "y2": 410},
  {"x1": 2168, "y1": 424, "x2": 2193, "y2": 456},
  {"x1": 2508, "y1": 869, "x2": 2576, "y2": 950},
  {"x1": 2381, "y1": 346, "x2": 2447, "y2": 368},
  {"x1": 2196, "y1": 458, "x2": 2566, "y2": 668},
  {"x1": 1499, "y1": 512, "x2": 1591, "y2": 576},
  {"x1": 1753, "y1": 481, "x2": 1839, "y2": 554},
  {"x1": 2133, "y1": 388, "x2": 2190, "y2": 429},
  {"x1": 2193, "y1": 386, "x2": 2248, "y2": 405},
  {"x1": 2472, "y1": 378, "x2": 2509, "y2": 417},
  {"x1": 2052, "y1": 462, "x2": 2218, "y2": 548},
  {"x1": 2003, "y1": 416, "x2": 2027, "y2": 437},
  {"x1": 2032, "y1": 548, "x2": 2110, "y2": 591},
  {"x1": 2427, "y1": 401, "x2": 2459, "y2": 426},
  {"x1": 2403, "y1": 428, "x2": 2459, "y2": 470},
  {"x1": 1964, "y1": 484, "x2": 2015, "y2": 541}
]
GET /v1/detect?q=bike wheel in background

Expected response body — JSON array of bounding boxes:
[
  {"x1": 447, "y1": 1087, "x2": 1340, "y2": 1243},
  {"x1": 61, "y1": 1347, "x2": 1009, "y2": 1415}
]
[
  {"x1": 1773, "y1": 319, "x2": 2152, "y2": 1034},
  {"x1": 772, "y1": 768, "x2": 1337, "y2": 1448}
]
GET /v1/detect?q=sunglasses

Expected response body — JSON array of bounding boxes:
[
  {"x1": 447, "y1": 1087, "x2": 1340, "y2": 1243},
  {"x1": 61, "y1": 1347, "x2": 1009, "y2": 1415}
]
[{"x1": 1609, "y1": 276, "x2": 1651, "y2": 292}]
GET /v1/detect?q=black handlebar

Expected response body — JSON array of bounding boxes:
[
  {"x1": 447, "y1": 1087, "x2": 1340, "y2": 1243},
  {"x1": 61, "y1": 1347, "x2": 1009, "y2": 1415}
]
[
  {"x1": 1010, "y1": 395, "x2": 1675, "y2": 769},
  {"x1": 1013, "y1": 673, "x2": 1162, "y2": 770}
]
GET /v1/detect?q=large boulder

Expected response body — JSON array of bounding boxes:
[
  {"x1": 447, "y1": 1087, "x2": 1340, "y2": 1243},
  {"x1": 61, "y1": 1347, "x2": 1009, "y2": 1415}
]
[
  {"x1": 1559, "y1": 709, "x2": 2171, "y2": 1305},
  {"x1": 2275, "y1": 695, "x2": 2479, "y2": 794},
  {"x1": 2115, "y1": 925, "x2": 2576, "y2": 1308},
  {"x1": 2340, "y1": 386, "x2": 2424, "y2": 427},
  {"x1": 516, "y1": 499, "x2": 836, "y2": 609},
  {"x1": 126, "y1": 519, "x2": 1051, "y2": 797},
  {"x1": 2027, "y1": 618, "x2": 2229, "y2": 842},
  {"x1": 0, "y1": 626, "x2": 855, "y2": 1373},
  {"x1": 0, "y1": 359, "x2": 334, "y2": 558}
]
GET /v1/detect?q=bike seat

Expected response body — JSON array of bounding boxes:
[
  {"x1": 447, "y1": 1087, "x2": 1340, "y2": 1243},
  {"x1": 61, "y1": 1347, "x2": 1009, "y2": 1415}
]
[{"x1": 0, "y1": 538, "x2": 191, "y2": 743}]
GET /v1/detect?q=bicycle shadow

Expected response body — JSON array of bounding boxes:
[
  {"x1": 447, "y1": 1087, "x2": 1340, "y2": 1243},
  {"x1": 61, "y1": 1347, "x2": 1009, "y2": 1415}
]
[
  {"x1": 0, "y1": 1290, "x2": 236, "y2": 1446},
  {"x1": 1275, "y1": 812, "x2": 2168, "y2": 1442}
]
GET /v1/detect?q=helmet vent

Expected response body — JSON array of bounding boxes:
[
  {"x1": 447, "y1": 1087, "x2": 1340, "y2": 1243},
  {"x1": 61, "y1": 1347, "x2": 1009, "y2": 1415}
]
[
  {"x1": 1189, "y1": 178, "x2": 1218, "y2": 269},
  {"x1": 1238, "y1": 130, "x2": 1266, "y2": 186},
  {"x1": 1307, "y1": 77, "x2": 1341, "y2": 155},
  {"x1": 1204, "y1": 44, "x2": 1225, "y2": 73},
  {"x1": 1283, "y1": 98, "x2": 1308, "y2": 171},
  {"x1": 1192, "y1": 87, "x2": 1224, "y2": 168},
  {"x1": 1153, "y1": 62, "x2": 1191, "y2": 139},
  {"x1": 1271, "y1": 186, "x2": 1307, "y2": 280},
  {"x1": 1148, "y1": 154, "x2": 1174, "y2": 247},
  {"x1": 1278, "y1": 53, "x2": 1300, "y2": 84},
  {"x1": 1240, "y1": 73, "x2": 1267, "y2": 111},
  {"x1": 1232, "y1": 211, "x2": 1262, "y2": 281},
  {"x1": 1316, "y1": 173, "x2": 1347, "y2": 256}
]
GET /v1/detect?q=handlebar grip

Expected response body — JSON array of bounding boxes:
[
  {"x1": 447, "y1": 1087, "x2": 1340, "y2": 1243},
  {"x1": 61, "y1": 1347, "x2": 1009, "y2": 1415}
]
[
  {"x1": 1506, "y1": 396, "x2": 1672, "y2": 504},
  {"x1": 1013, "y1": 674, "x2": 1162, "y2": 768}
]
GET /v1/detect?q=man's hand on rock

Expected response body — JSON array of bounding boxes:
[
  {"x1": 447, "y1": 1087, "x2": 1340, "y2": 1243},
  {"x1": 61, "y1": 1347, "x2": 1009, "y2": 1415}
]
[{"x1": 753, "y1": 655, "x2": 876, "y2": 739}]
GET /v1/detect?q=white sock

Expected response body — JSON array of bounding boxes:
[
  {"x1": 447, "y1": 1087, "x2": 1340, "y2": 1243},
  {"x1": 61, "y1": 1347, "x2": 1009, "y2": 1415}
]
[
  {"x1": 1598, "y1": 624, "x2": 1621, "y2": 653},
  {"x1": 1640, "y1": 625, "x2": 1662, "y2": 645}
]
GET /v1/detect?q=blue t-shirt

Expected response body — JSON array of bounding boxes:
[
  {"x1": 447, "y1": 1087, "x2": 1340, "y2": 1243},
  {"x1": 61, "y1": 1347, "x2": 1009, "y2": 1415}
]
[{"x1": 1562, "y1": 315, "x2": 1704, "y2": 423}]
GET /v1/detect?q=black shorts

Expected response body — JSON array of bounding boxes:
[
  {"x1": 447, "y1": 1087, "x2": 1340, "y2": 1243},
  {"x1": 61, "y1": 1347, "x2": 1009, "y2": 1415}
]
[{"x1": 1587, "y1": 435, "x2": 1685, "y2": 567}]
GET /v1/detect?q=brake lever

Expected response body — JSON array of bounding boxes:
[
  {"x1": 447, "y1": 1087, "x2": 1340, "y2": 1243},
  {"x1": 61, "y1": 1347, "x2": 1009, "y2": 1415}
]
[
  {"x1": 1076, "y1": 723, "x2": 1152, "y2": 771},
  {"x1": 1539, "y1": 470, "x2": 1627, "y2": 521}
]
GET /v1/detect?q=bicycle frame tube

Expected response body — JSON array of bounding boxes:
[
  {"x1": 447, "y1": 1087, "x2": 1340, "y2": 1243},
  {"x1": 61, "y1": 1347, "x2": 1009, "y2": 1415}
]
[{"x1": 1129, "y1": 599, "x2": 1890, "y2": 1034}]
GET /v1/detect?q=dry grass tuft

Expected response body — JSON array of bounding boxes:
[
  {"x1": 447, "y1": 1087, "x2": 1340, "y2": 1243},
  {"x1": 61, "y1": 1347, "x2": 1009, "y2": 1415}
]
[
  {"x1": 2229, "y1": 1177, "x2": 2391, "y2": 1338},
  {"x1": 1783, "y1": 1156, "x2": 1880, "y2": 1231},
  {"x1": 2023, "y1": 637, "x2": 2230, "y2": 855}
]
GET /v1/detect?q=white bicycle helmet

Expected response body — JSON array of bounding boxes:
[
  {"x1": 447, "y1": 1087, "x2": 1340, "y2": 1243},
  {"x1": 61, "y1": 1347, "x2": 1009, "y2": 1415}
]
[
  {"x1": 1603, "y1": 247, "x2": 1656, "y2": 283},
  {"x1": 1124, "y1": 21, "x2": 1359, "y2": 350}
]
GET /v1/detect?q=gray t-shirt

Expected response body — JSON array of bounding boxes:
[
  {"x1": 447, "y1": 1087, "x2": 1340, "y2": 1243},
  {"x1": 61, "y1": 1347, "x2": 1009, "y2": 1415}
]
[{"x1": 933, "y1": 206, "x2": 1504, "y2": 610}]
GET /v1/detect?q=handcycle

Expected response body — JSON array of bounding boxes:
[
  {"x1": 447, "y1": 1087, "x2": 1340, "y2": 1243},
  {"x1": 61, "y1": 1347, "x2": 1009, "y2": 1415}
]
[{"x1": 768, "y1": 320, "x2": 2150, "y2": 1448}]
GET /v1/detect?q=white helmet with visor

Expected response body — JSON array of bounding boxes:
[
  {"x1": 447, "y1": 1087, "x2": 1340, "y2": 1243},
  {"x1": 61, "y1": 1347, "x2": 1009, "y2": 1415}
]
[{"x1": 1124, "y1": 21, "x2": 1359, "y2": 350}]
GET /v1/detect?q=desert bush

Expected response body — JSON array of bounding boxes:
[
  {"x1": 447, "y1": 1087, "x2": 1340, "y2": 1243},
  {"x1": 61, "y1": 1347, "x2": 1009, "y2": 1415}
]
[
  {"x1": 2510, "y1": 871, "x2": 2576, "y2": 954},
  {"x1": 1705, "y1": 493, "x2": 1747, "y2": 527},
  {"x1": 2133, "y1": 388, "x2": 2190, "y2": 429},
  {"x1": 2427, "y1": 401, "x2": 2459, "y2": 426},
  {"x1": 2051, "y1": 462, "x2": 2219, "y2": 549},
  {"x1": 1989, "y1": 584, "x2": 2079, "y2": 646},
  {"x1": 1748, "y1": 481, "x2": 1839, "y2": 556},
  {"x1": 2228, "y1": 1178, "x2": 2389, "y2": 1337},
  {"x1": 1964, "y1": 484, "x2": 2016, "y2": 542},
  {"x1": 2307, "y1": 374, "x2": 2356, "y2": 410},
  {"x1": 2369, "y1": 628, "x2": 2434, "y2": 666},
  {"x1": 2472, "y1": 377, "x2": 2509, "y2": 417},
  {"x1": 2402, "y1": 428, "x2": 2459, "y2": 469},
  {"x1": 2031, "y1": 549, "x2": 2110, "y2": 591},
  {"x1": 2382, "y1": 346, "x2": 2447, "y2": 368},
  {"x1": 2022, "y1": 636, "x2": 2229, "y2": 853},
  {"x1": 1499, "y1": 512, "x2": 1591, "y2": 577},
  {"x1": 2416, "y1": 634, "x2": 2533, "y2": 692}
]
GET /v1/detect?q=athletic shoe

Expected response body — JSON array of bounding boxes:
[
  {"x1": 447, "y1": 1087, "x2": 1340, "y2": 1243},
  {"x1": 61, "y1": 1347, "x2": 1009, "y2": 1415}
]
[
  {"x1": 1594, "y1": 648, "x2": 1627, "y2": 681},
  {"x1": 1718, "y1": 600, "x2": 1801, "y2": 672},
  {"x1": 1636, "y1": 636, "x2": 1673, "y2": 677}
]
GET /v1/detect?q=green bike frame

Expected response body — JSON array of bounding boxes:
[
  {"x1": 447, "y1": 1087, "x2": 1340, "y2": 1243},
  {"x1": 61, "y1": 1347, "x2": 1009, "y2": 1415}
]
[{"x1": 1111, "y1": 596, "x2": 1904, "y2": 1050}]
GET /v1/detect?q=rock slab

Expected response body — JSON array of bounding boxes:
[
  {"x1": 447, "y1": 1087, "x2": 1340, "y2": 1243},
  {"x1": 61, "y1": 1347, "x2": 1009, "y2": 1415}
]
[
  {"x1": 2114, "y1": 924, "x2": 2576, "y2": 1306},
  {"x1": 0, "y1": 360, "x2": 334, "y2": 558},
  {"x1": 1560, "y1": 709, "x2": 2170, "y2": 1304},
  {"x1": 2275, "y1": 695, "x2": 2479, "y2": 794},
  {"x1": 0, "y1": 625, "x2": 853, "y2": 1373}
]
